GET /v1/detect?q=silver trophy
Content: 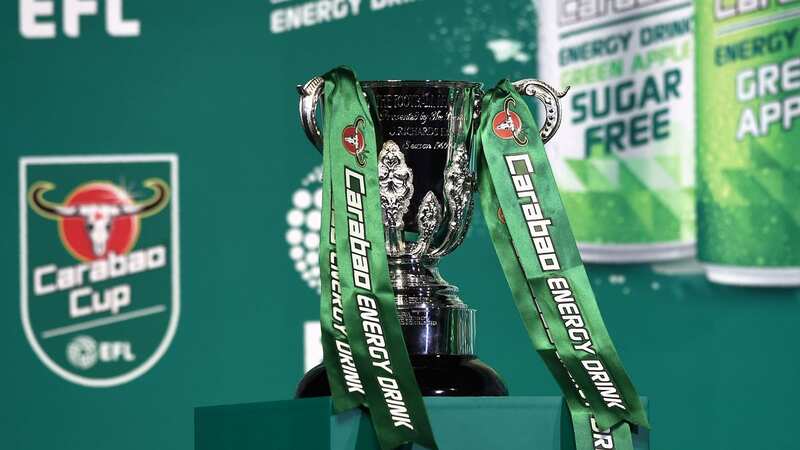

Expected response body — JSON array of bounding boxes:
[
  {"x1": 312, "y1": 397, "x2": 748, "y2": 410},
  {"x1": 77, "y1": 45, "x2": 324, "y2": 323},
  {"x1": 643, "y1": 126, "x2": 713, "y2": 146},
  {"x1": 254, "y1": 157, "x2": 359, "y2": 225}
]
[{"x1": 297, "y1": 77, "x2": 566, "y2": 395}]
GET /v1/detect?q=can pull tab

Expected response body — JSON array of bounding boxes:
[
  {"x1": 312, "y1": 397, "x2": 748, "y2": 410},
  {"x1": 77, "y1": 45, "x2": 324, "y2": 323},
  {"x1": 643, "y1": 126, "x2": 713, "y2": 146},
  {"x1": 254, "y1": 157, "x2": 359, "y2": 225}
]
[{"x1": 512, "y1": 79, "x2": 570, "y2": 145}]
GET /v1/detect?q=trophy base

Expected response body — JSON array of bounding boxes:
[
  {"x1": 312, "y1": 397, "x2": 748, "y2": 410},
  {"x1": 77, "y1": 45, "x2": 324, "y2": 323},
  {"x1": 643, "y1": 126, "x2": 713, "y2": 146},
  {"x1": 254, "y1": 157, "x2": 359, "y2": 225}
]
[{"x1": 296, "y1": 355, "x2": 508, "y2": 398}]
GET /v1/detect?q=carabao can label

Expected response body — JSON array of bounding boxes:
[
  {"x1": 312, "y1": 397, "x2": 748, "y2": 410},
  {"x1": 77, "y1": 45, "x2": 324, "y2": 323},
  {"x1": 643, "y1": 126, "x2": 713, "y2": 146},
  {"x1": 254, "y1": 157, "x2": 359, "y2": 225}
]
[
  {"x1": 696, "y1": 0, "x2": 800, "y2": 270},
  {"x1": 537, "y1": 0, "x2": 696, "y2": 260}
]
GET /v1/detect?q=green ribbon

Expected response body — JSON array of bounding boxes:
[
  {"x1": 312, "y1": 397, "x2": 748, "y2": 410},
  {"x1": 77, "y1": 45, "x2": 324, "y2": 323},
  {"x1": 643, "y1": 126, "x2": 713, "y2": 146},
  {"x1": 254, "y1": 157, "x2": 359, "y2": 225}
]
[
  {"x1": 319, "y1": 67, "x2": 437, "y2": 450},
  {"x1": 476, "y1": 80, "x2": 648, "y2": 450},
  {"x1": 319, "y1": 89, "x2": 366, "y2": 412},
  {"x1": 316, "y1": 69, "x2": 648, "y2": 450}
]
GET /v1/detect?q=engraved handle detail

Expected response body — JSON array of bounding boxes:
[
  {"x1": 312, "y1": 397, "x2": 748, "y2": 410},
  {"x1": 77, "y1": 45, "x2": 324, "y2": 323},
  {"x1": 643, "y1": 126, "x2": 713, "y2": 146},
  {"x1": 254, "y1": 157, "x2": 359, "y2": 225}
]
[
  {"x1": 297, "y1": 76, "x2": 325, "y2": 152},
  {"x1": 512, "y1": 79, "x2": 570, "y2": 145}
]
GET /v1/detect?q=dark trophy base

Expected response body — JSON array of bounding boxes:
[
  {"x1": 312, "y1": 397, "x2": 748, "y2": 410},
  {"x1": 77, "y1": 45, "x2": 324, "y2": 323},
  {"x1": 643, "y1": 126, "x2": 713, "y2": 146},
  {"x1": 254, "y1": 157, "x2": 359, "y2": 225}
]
[{"x1": 296, "y1": 355, "x2": 508, "y2": 398}]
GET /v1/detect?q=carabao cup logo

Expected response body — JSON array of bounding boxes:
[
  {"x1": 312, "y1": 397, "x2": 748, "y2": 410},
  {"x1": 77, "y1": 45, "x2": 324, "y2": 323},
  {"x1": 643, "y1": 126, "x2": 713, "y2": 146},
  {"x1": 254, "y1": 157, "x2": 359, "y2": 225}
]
[{"x1": 20, "y1": 155, "x2": 179, "y2": 388}]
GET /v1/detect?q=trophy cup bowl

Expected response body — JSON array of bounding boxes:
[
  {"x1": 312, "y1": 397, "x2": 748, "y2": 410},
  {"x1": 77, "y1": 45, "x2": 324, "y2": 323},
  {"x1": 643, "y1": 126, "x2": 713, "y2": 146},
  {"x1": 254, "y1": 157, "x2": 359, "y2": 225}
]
[{"x1": 295, "y1": 77, "x2": 566, "y2": 397}]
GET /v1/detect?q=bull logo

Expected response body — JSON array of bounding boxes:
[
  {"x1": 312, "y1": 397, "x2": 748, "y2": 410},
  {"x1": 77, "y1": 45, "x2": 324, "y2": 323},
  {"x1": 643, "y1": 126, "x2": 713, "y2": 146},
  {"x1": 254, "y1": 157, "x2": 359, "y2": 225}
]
[
  {"x1": 28, "y1": 179, "x2": 170, "y2": 260},
  {"x1": 342, "y1": 117, "x2": 367, "y2": 166},
  {"x1": 492, "y1": 97, "x2": 528, "y2": 146}
]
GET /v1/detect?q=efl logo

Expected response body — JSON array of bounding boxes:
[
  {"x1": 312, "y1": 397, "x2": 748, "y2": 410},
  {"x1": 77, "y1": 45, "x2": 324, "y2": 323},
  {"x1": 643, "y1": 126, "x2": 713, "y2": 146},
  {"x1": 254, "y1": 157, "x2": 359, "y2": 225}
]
[
  {"x1": 19, "y1": 0, "x2": 140, "y2": 39},
  {"x1": 19, "y1": 154, "x2": 179, "y2": 387}
]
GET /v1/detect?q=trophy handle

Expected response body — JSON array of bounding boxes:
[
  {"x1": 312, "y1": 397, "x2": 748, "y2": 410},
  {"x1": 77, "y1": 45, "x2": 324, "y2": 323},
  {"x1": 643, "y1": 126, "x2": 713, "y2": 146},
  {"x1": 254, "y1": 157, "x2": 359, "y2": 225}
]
[
  {"x1": 512, "y1": 79, "x2": 570, "y2": 145},
  {"x1": 297, "y1": 76, "x2": 325, "y2": 152}
]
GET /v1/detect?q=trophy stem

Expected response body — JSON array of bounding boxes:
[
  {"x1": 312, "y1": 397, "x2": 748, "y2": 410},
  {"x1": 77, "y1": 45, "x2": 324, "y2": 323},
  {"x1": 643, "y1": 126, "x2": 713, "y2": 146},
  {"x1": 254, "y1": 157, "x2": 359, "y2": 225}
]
[
  {"x1": 296, "y1": 253, "x2": 507, "y2": 398},
  {"x1": 388, "y1": 256, "x2": 475, "y2": 356}
]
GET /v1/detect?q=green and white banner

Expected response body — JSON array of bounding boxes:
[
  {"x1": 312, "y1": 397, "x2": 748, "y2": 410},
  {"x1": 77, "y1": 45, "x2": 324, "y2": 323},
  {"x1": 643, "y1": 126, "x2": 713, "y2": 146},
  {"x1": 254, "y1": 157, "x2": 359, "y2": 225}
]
[
  {"x1": 476, "y1": 80, "x2": 648, "y2": 450},
  {"x1": 320, "y1": 68, "x2": 437, "y2": 450}
]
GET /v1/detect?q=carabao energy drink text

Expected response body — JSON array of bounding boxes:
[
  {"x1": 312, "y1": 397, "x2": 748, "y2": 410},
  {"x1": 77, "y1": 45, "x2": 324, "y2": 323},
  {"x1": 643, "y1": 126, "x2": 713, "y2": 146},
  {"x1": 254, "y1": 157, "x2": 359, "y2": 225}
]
[
  {"x1": 696, "y1": 0, "x2": 800, "y2": 287},
  {"x1": 537, "y1": 0, "x2": 695, "y2": 262}
]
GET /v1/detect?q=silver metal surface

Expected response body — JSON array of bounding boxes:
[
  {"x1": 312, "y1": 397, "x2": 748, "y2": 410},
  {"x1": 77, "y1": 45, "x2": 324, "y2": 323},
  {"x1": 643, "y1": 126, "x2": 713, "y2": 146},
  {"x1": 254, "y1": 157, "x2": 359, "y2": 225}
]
[
  {"x1": 378, "y1": 140, "x2": 414, "y2": 258},
  {"x1": 298, "y1": 77, "x2": 567, "y2": 356},
  {"x1": 389, "y1": 255, "x2": 475, "y2": 355},
  {"x1": 297, "y1": 76, "x2": 324, "y2": 151},
  {"x1": 511, "y1": 78, "x2": 570, "y2": 145},
  {"x1": 430, "y1": 144, "x2": 474, "y2": 258},
  {"x1": 408, "y1": 191, "x2": 442, "y2": 257},
  {"x1": 297, "y1": 77, "x2": 568, "y2": 150}
]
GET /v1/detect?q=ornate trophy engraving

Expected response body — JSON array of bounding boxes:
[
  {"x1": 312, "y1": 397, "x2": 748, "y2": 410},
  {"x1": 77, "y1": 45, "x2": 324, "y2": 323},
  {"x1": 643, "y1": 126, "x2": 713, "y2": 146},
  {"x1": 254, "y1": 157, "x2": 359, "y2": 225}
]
[
  {"x1": 378, "y1": 140, "x2": 414, "y2": 257},
  {"x1": 297, "y1": 78, "x2": 566, "y2": 394}
]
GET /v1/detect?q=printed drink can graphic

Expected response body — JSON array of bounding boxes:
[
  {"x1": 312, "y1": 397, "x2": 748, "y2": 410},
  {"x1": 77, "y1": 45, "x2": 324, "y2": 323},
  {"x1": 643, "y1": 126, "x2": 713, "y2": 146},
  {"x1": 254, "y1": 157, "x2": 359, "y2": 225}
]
[
  {"x1": 695, "y1": 0, "x2": 800, "y2": 286},
  {"x1": 537, "y1": 0, "x2": 696, "y2": 262}
]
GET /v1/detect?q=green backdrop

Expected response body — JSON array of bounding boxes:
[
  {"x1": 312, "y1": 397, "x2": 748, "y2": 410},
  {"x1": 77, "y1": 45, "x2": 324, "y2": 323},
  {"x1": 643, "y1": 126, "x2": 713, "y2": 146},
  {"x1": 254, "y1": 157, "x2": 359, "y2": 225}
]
[{"x1": 2, "y1": 1, "x2": 798, "y2": 449}]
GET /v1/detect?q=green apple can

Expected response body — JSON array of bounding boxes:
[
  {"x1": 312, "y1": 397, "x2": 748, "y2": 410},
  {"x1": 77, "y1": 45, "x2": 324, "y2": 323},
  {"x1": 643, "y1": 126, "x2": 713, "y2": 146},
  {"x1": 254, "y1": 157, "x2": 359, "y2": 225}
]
[
  {"x1": 696, "y1": 0, "x2": 800, "y2": 286},
  {"x1": 537, "y1": 0, "x2": 696, "y2": 262}
]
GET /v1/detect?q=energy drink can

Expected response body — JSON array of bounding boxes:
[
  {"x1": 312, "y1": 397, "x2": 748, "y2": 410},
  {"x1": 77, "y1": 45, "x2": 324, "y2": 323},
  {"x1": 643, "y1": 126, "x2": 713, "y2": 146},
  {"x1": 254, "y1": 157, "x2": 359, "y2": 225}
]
[
  {"x1": 537, "y1": 0, "x2": 696, "y2": 263},
  {"x1": 696, "y1": 0, "x2": 800, "y2": 286}
]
